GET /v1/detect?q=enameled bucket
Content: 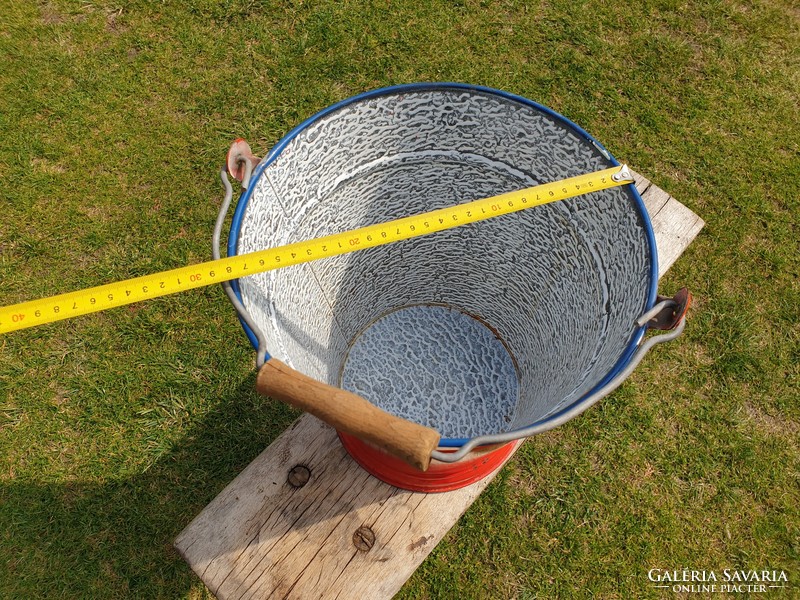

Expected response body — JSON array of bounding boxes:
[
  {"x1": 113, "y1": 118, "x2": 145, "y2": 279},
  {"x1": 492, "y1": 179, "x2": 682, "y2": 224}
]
[{"x1": 217, "y1": 83, "x2": 689, "y2": 492}]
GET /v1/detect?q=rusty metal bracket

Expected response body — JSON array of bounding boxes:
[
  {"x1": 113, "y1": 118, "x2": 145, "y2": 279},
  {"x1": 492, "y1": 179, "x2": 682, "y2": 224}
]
[
  {"x1": 639, "y1": 287, "x2": 692, "y2": 330},
  {"x1": 226, "y1": 138, "x2": 261, "y2": 187}
]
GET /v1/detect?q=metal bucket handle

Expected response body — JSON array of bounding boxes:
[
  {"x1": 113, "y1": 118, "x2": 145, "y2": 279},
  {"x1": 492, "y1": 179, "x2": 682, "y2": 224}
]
[
  {"x1": 431, "y1": 296, "x2": 689, "y2": 463},
  {"x1": 217, "y1": 142, "x2": 690, "y2": 471}
]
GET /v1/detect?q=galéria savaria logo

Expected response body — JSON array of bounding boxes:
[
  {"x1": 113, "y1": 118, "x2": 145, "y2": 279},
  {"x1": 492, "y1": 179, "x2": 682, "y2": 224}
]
[{"x1": 648, "y1": 569, "x2": 789, "y2": 593}]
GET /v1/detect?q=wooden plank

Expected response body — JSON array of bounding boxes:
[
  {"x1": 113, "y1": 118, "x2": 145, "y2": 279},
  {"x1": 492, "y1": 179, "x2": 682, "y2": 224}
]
[
  {"x1": 631, "y1": 169, "x2": 652, "y2": 195},
  {"x1": 631, "y1": 170, "x2": 705, "y2": 278},
  {"x1": 651, "y1": 198, "x2": 705, "y2": 278},
  {"x1": 175, "y1": 417, "x2": 513, "y2": 599},
  {"x1": 175, "y1": 172, "x2": 704, "y2": 600}
]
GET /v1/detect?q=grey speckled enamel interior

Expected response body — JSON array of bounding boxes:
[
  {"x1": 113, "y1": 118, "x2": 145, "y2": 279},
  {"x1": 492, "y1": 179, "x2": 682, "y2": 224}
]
[{"x1": 235, "y1": 87, "x2": 654, "y2": 440}]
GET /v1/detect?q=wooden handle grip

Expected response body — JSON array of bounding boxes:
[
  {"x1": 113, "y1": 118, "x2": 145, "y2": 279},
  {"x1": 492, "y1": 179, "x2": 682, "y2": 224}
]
[{"x1": 256, "y1": 358, "x2": 441, "y2": 471}]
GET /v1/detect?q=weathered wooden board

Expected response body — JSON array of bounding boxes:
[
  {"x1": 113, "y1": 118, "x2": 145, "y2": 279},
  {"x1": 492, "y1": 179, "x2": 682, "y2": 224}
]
[
  {"x1": 631, "y1": 170, "x2": 705, "y2": 278},
  {"x1": 175, "y1": 173, "x2": 704, "y2": 600}
]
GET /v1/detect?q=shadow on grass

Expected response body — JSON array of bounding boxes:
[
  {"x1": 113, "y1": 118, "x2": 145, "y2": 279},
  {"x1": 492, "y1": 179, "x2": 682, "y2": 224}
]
[{"x1": 1, "y1": 371, "x2": 302, "y2": 599}]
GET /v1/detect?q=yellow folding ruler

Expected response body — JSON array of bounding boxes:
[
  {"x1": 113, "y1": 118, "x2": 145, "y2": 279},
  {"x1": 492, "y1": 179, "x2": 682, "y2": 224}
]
[{"x1": 0, "y1": 165, "x2": 632, "y2": 334}]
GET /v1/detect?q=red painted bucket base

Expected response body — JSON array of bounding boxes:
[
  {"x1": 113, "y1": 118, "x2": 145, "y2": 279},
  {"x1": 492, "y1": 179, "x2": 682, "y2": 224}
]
[{"x1": 338, "y1": 432, "x2": 520, "y2": 493}]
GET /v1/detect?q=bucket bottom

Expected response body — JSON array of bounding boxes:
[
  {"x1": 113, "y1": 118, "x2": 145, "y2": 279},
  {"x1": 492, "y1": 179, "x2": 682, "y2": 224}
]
[
  {"x1": 338, "y1": 431, "x2": 520, "y2": 492},
  {"x1": 340, "y1": 304, "x2": 519, "y2": 440},
  {"x1": 338, "y1": 304, "x2": 520, "y2": 491}
]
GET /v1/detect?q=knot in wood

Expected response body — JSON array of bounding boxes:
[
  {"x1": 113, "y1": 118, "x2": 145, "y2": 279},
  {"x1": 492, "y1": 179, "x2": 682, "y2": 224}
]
[
  {"x1": 352, "y1": 526, "x2": 375, "y2": 552},
  {"x1": 287, "y1": 465, "x2": 310, "y2": 488}
]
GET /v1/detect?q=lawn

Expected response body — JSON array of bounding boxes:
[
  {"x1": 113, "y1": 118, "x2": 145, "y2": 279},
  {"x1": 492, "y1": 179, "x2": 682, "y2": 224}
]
[{"x1": 0, "y1": 0, "x2": 797, "y2": 598}]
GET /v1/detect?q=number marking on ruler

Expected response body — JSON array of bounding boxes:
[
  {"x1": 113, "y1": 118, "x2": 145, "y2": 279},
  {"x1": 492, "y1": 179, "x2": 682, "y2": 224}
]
[{"x1": 0, "y1": 166, "x2": 632, "y2": 334}]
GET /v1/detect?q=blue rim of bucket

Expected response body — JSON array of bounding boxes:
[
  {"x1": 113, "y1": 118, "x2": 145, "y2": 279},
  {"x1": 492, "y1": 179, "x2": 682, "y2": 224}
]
[{"x1": 226, "y1": 82, "x2": 659, "y2": 448}]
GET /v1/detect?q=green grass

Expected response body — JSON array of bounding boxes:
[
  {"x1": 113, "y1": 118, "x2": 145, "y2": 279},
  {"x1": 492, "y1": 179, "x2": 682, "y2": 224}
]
[{"x1": 1, "y1": 0, "x2": 797, "y2": 597}]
